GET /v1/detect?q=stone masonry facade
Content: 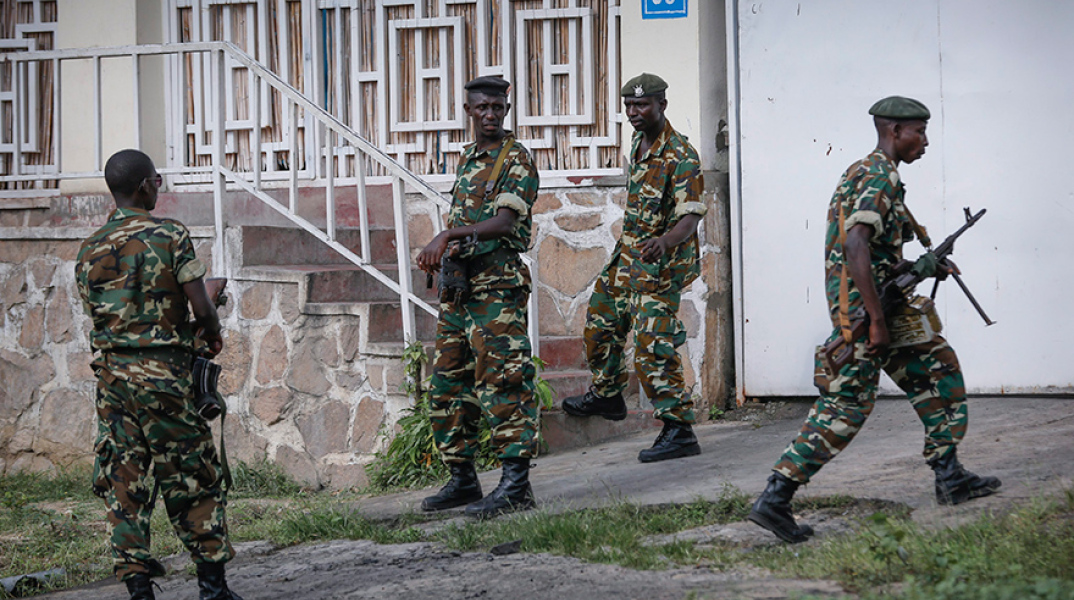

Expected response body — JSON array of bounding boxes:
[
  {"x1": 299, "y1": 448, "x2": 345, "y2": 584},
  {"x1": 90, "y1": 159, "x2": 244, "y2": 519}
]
[{"x1": 0, "y1": 178, "x2": 731, "y2": 488}]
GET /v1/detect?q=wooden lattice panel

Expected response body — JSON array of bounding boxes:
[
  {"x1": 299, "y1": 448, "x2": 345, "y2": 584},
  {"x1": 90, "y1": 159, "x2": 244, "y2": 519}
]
[
  {"x1": 169, "y1": 0, "x2": 621, "y2": 182},
  {"x1": 0, "y1": 0, "x2": 57, "y2": 189}
]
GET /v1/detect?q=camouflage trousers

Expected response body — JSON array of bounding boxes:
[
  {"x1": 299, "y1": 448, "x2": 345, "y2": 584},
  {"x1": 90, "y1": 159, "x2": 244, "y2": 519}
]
[
  {"x1": 774, "y1": 331, "x2": 968, "y2": 483},
  {"x1": 93, "y1": 369, "x2": 234, "y2": 581},
  {"x1": 429, "y1": 287, "x2": 538, "y2": 462},
  {"x1": 583, "y1": 266, "x2": 695, "y2": 423}
]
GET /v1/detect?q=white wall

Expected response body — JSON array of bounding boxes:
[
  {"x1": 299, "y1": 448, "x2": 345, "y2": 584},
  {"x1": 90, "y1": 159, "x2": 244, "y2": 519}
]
[
  {"x1": 731, "y1": 0, "x2": 1074, "y2": 396},
  {"x1": 621, "y1": 2, "x2": 723, "y2": 170},
  {"x1": 57, "y1": 0, "x2": 164, "y2": 194}
]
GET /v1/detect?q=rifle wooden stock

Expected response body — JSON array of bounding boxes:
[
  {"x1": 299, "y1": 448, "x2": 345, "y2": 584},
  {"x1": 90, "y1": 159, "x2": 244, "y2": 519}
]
[{"x1": 823, "y1": 316, "x2": 869, "y2": 374}]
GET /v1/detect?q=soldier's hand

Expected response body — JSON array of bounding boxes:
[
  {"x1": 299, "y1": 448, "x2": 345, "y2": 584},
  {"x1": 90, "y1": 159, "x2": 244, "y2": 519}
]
[
  {"x1": 936, "y1": 258, "x2": 960, "y2": 281},
  {"x1": 417, "y1": 233, "x2": 450, "y2": 273},
  {"x1": 865, "y1": 319, "x2": 889, "y2": 356},
  {"x1": 204, "y1": 277, "x2": 228, "y2": 306},
  {"x1": 639, "y1": 237, "x2": 669, "y2": 262},
  {"x1": 199, "y1": 329, "x2": 224, "y2": 357}
]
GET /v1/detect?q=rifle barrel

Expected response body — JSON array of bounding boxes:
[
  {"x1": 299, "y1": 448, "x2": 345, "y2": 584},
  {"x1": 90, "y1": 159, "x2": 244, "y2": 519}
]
[{"x1": 950, "y1": 271, "x2": 995, "y2": 326}]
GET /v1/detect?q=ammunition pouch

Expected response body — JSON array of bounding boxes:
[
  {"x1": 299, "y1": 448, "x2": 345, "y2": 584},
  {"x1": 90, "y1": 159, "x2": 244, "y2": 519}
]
[
  {"x1": 191, "y1": 356, "x2": 224, "y2": 420},
  {"x1": 438, "y1": 253, "x2": 471, "y2": 304},
  {"x1": 886, "y1": 295, "x2": 943, "y2": 348}
]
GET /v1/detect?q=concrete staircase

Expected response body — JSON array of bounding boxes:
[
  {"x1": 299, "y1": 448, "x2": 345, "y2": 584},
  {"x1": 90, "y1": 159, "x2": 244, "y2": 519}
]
[{"x1": 231, "y1": 182, "x2": 659, "y2": 452}]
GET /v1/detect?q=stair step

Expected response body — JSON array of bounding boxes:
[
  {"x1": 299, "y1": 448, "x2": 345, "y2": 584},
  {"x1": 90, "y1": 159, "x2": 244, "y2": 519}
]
[
  {"x1": 307, "y1": 265, "x2": 438, "y2": 303},
  {"x1": 157, "y1": 183, "x2": 398, "y2": 229},
  {"x1": 540, "y1": 369, "x2": 639, "y2": 404},
  {"x1": 535, "y1": 336, "x2": 587, "y2": 371},
  {"x1": 367, "y1": 302, "x2": 439, "y2": 343},
  {"x1": 540, "y1": 409, "x2": 662, "y2": 454},
  {"x1": 242, "y1": 225, "x2": 403, "y2": 267}
]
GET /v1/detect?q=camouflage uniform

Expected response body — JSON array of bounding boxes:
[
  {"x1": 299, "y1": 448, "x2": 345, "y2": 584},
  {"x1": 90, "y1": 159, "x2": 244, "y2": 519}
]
[
  {"x1": 429, "y1": 134, "x2": 540, "y2": 462},
  {"x1": 583, "y1": 119, "x2": 707, "y2": 422},
  {"x1": 774, "y1": 149, "x2": 967, "y2": 483},
  {"x1": 76, "y1": 207, "x2": 233, "y2": 581}
]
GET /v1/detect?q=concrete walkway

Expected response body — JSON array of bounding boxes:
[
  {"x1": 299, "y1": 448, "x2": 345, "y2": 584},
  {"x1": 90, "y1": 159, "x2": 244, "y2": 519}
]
[{"x1": 359, "y1": 397, "x2": 1074, "y2": 527}]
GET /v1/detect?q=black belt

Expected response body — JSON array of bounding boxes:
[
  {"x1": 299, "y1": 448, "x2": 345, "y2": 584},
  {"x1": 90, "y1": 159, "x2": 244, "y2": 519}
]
[
  {"x1": 468, "y1": 247, "x2": 519, "y2": 275},
  {"x1": 103, "y1": 346, "x2": 193, "y2": 367}
]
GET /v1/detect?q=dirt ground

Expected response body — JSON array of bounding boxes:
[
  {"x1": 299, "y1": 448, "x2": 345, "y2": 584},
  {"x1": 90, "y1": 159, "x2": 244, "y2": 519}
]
[{"x1": 34, "y1": 397, "x2": 1074, "y2": 600}]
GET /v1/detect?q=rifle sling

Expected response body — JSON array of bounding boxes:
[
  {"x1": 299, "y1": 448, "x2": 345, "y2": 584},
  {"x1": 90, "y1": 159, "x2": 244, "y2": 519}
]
[
  {"x1": 837, "y1": 202, "x2": 853, "y2": 343},
  {"x1": 902, "y1": 202, "x2": 932, "y2": 249},
  {"x1": 481, "y1": 136, "x2": 515, "y2": 206}
]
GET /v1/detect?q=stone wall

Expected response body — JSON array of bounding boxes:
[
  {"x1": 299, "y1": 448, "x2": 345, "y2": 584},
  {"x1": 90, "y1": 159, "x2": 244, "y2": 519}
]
[
  {"x1": 0, "y1": 179, "x2": 733, "y2": 486},
  {"x1": 0, "y1": 229, "x2": 96, "y2": 475}
]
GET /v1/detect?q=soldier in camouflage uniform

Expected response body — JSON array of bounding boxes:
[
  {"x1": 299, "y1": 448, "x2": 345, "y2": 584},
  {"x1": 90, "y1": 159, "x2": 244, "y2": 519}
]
[
  {"x1": 748, "y1": 97, "x2": 1001, "y2": 544},
  {"x1": 76, "y1": 150, "x2": 243, "y2": 600},
  {"x1": 416, "y1": 76, "x2": 540, "y2": 519},
  {"x1": 562, "y1": 73, "x2": 708, "y2": 463}
]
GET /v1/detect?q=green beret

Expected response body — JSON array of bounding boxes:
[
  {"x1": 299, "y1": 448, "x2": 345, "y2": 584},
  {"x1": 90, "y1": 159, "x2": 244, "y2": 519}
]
[
  {"x1": 465, "y1": 75, "x2": 510, "y2": 97},
  {"x1": 621, "y1": 73, "x2": 668, "y2": 98},
  {"x1": 868, "y1": 96, "x2": 930, "y2": 120}
]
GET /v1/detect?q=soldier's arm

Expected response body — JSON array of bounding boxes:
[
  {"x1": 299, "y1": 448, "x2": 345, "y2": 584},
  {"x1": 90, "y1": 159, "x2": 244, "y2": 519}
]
[
  {"x1": 845, "y1": 223, "x2": 888, "y2": 354},
  {"x1": 184, "y1": 279, "x2": 224, "y2": 356},
  {"x1": 639, "y1": 214, "x2": 702, "y2": 263},
  {"x1": 416, "y1": 208, "x2": 518, "y2": 273},
  {"x1": 639, "y1": 156, "x2": 705, "y2": 262}
]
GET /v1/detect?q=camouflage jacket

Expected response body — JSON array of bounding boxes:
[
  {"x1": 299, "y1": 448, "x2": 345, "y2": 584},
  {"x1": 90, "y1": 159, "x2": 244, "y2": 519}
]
[
  {"x1": 613, "y1": 119, "x2": 707, "y2": 293},
  {"x1": 823, "y1": 149, "x2": 917, "y2": 324},
  {"x1": 75, "y1": 207, "x2": 207, "y2": 396},
  {"x1": 448, "y1": 133, "x2": 539, "y2": 291}
]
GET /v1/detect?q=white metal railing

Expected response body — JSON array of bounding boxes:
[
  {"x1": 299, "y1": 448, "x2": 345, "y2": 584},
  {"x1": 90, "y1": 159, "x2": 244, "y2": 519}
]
[{"x1": 0, "y1": 41, "x2": 538, "y2": 354}]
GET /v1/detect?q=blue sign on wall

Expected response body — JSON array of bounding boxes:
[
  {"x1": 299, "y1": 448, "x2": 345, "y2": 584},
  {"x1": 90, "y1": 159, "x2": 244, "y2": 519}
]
[{"x1": 642, "y1": 0, "x2": 688, "y2": 20}]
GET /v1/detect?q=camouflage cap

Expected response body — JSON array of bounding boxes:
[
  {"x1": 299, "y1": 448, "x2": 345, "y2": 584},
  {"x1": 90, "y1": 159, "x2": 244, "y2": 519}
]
[
  {"x1": 465, "y1": 75, "x2": 511, "y2": 97},
  {"x1": 869, "y1": 96, "x2": 930, "y2": 121},
  {"x1": 621, "y1": 73, "x2": 668, "y2": 98}
]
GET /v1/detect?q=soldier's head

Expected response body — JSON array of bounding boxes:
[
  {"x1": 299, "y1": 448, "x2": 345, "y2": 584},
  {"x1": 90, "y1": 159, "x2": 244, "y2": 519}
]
[
  {"x1": 104, "y1": 149, "x2": 161, "y2": 210},
  {"x1": 464, "y1": 76, "x2": 511, "y2": 144},
  {"x1": 621, "y1": 73, "x2": 668, "y2": 137},
  {"x1": 870, "y1": 96, "x2": 930, "y2": 165}
]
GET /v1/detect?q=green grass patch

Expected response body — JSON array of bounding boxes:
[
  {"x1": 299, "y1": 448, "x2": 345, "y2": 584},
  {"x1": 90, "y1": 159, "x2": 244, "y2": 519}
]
[
  {"x1": 230, "y1": 458, "x2": 307, "y2": 498},
  {"x1": 0, "y1": 467, "x2": 94, "y2": 509},
  {"x1": 755, "y1": 490, "x2": 1074, "y2": 598},
  {"x1": 433, "y1": 485, "x2": 754, "y2": 570},
  {"x1": 4, "y1": 465, "x2": 1074, "y2": 600}
]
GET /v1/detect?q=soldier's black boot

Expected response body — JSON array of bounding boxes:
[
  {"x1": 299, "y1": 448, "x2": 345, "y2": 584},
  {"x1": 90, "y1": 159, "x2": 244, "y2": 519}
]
[
  {"x1": 464, "y1": 458, "x2": 536, "y2": 518},
  {"x1": 748, "y1": 472, "x2": 815, "y2": 544},
  {"x1": 421, "y1": 462, "x2": 483, "y2": 511},
  {"x1": 562, "y1": 387, "x2": 627, "y2": 421},
  {"x1": 929, "y1": 448, "x2": 1001, "y2": 505},
  {"x1": 124, "y1": 573, "x2": 155, "y2": 600},
  {"x1": 637, "y1": 419, "x2": 701, "y2": 463},
  {"x1": 196, "y1": 562, "x2": 244, "y2": 600}
]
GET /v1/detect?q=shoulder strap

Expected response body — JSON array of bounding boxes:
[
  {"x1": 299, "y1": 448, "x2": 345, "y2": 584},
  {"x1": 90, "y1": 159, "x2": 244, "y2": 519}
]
[
  {"x1": 901, "y1": 202, "x2": 932, "y2": 249},
  {"x1": 837, "y1": 201, "x2": 854, "y2": 342},
  {"x1": 484, "y1": 136, "x2": 515, "y2": 200}
]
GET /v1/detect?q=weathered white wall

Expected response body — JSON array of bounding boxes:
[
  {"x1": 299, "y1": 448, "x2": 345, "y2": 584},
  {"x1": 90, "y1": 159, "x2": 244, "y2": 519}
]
[
  {"x1": 621, "y1": 1, "x2": 723, "y2": 170},
  {"x1": 731, "y1": 0, "x2": 1074, "y2": 396},
  {"x1": 57, "y1": 0, "x2": 165, "y2": 194}
]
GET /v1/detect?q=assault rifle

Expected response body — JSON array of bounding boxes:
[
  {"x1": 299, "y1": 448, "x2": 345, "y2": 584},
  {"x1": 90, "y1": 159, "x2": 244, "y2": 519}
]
[{"x1": 823, "y1": 207, "x2": 994, "y2": 374}]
